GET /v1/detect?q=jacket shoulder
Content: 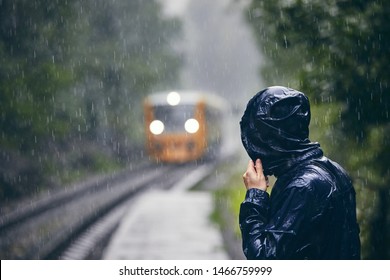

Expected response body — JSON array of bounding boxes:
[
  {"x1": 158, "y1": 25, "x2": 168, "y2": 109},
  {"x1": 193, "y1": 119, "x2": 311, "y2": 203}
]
[{"x1": 280, "y1": 159, "x2": 336, "y2": 196}]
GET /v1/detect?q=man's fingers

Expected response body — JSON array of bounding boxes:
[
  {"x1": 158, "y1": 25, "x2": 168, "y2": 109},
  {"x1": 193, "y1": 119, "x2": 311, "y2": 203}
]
[
  {"x1": 255, "y1": 158, "x2": 265, "y2": 176},
  {"x1": 255, "y1": 159, "x2": 261, "y2": 172},
  {"x1": 243, "y1": 158, "x2": 268, "y2": 191},
  {"x1": 247, "y1": 159, "x2": 255, "y2": 172}
]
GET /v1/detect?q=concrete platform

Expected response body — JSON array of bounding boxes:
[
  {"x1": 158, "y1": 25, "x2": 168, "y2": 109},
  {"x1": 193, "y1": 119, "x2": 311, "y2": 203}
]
[{"x1": 102, "y1": 190, "x2": 228, "y2": 259}]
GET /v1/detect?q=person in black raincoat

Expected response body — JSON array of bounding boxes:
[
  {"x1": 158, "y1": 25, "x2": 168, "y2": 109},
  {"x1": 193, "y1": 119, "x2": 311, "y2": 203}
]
[{"x1": 239, "y1": 86, "x2": 361, "y2": 259}]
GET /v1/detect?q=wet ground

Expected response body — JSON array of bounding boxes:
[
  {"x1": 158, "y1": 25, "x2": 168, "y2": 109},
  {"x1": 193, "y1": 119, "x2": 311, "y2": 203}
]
[{"x1": 102, "y1": 189, "x2": 228, "y2": 259}]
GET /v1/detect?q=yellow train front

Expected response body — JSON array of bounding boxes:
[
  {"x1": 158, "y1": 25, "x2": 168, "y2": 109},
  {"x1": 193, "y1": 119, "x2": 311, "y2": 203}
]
[{"x1": 144, "y1": 91, "x2": 227, "y2": 163}]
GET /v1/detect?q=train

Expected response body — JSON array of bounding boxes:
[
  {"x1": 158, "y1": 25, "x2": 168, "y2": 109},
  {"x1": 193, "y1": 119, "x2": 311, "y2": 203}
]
[{"x1": 144, "y1": 90, "x2": 229, "y2": 163}]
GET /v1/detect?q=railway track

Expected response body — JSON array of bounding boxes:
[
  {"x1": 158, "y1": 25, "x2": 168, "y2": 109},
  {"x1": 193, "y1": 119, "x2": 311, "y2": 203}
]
[{"x1": 0, "y1": 161, "x2": 216, "y2": 259}]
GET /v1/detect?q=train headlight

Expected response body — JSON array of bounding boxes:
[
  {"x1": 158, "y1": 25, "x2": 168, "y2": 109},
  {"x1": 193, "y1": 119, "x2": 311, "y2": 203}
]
[
  {"x1": 184, "y1": 118, "x2": 199, "y2": 134},
  {"x1": 149, "y1": 120, "x2": 164, "y2": 135},
  {"x1": 167, "y1": 91, "x2": 181, "y2": 106}
]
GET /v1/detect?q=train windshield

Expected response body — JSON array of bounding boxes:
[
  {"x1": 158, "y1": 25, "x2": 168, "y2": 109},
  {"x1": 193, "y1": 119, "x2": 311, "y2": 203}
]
[{"x1": 153, "y1": 104, "x2": 196, "y2": 133}]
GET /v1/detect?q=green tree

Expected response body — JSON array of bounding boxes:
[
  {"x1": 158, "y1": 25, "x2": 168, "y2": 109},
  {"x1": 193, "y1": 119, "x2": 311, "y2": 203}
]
[
  {"x1": 245, "y1": 0, "x2": 390, "y2": 259},
  {"x1": 0, "y1": 0, "x2": 183, "y2": 200},
  {"x1": 0, "y1": 0, "x2": 78, "y2": 198}
]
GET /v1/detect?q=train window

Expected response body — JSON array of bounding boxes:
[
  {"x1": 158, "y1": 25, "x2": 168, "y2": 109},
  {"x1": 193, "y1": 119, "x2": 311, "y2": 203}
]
[{"x1": 153, "y1": 104, "x2": 196, "y2": 133}]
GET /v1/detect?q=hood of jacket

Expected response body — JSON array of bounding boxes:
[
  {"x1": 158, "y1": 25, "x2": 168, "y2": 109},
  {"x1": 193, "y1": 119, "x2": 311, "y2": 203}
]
[{"x1": 240, "y1": 86, "x2": 322, "y2": 176}]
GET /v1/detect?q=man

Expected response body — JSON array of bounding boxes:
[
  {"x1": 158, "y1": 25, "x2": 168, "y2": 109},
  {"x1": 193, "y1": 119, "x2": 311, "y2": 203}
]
[{"x1": 239, "y1": 86, "x2": 361, "y2": 259}]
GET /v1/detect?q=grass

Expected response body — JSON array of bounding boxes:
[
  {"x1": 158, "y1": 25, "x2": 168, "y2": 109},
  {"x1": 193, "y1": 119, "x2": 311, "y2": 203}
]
[{"x1": 211, "y1": 169, "x2": 247, "y2": 237}]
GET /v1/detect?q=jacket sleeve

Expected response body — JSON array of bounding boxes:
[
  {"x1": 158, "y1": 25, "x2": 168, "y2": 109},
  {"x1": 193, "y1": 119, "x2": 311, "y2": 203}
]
[{"x1": 239, "y1": 186, "x2": 313, "y2": 259}]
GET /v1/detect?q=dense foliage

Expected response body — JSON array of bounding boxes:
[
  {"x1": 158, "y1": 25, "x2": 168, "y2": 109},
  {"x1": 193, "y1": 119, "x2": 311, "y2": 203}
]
[
  {"x1": 245, "y1": 0, "x2": 390, "y2": 259},
  {"x1": 0, "y1": 0, "x2": 182, "y2": 200}
]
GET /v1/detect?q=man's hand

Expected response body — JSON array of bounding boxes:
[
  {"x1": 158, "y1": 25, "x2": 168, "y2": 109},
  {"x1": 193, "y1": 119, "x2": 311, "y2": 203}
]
[{"x1": 242, "y1": 158, "x2": 269, "y2": 191}]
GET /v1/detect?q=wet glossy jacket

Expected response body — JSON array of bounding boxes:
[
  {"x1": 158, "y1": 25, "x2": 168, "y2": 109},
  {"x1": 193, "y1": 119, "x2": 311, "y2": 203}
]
[{"x1": 239, "y1": 86, "x2": 361, "y2": 259}]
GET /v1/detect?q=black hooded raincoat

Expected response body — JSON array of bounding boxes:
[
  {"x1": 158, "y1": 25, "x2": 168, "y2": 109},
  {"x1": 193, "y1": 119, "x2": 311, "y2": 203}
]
[{"x1": 239, "y1": 86, "x2": 361, "y2": 259}]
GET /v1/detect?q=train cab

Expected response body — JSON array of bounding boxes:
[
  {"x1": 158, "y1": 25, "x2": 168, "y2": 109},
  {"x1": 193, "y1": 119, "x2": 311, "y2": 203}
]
[{"x1": 144, "y1": 90, "x2": 227, "y2": 163}]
